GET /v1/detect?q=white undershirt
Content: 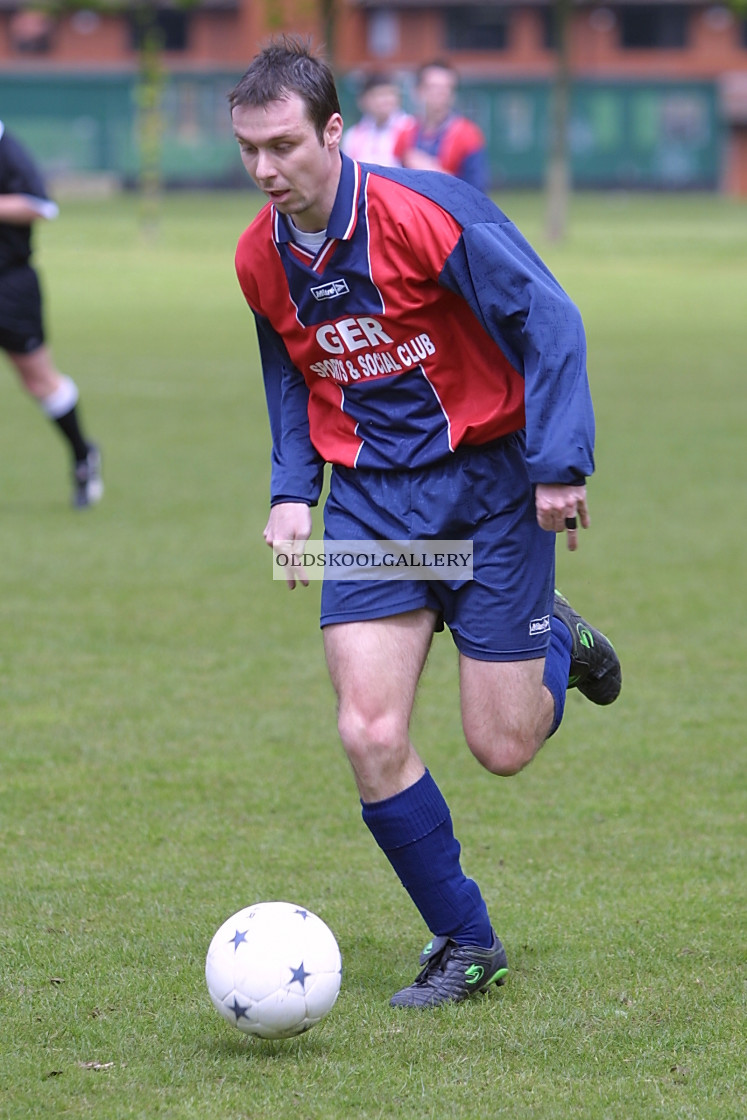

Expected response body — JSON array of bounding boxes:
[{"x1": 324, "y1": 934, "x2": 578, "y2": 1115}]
[{"x1": 289, "y1": 222, "x2": 327, "y2": 252}]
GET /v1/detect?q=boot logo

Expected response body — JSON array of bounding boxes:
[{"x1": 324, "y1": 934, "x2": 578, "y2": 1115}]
[
  {"x1": 465, "y1": 964, "x2": 484, "y2": 985},
  {"x1": 577, "y1": 624, "x2": 594, "y2": 649}
]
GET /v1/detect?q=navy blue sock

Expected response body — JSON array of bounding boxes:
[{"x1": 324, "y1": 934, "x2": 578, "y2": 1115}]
[
  {"x1": 543, "y1": 616, "x2": 573, "y2": 736},
  {"x1": 361, "y1": 769, "x2": 493, "y2": 947}
]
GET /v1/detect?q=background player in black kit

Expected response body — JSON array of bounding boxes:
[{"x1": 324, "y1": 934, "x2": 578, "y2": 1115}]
[{"x1": 0, "y1": 121, "x2": 102, "y2": 509}]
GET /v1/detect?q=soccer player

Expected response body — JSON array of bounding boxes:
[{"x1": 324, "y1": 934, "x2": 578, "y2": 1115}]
[
  {"x1": 393, "y1": 59, "x2": 489, "y2": 192},
  {"x1": 341, "y1": 72, "x2": 412, "y2": 167},
  {"x1": 230, "y1": 40, "x2": 621, "y2": 1008},
  {"x1": 0, "y1": 121, "x2": 102, "y2": 509}
]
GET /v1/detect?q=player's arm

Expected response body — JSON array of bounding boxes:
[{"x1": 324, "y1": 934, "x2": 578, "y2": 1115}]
[
  {"x1": 254, "y1": 312, "x2": 324, "y2": 508},
  {"x1": 401, "y1": 149, "x2": 443, "y2": 173},
  {"x1": 253, "y1": 313, "x2": 323, "y2": 589},
  {"x1": 1, "y1": 132, "x2": 59, "y2": 222},
  {"x1": 456, "y1": 147, "x2": 489, "y2": 193},
  {"x1": 489, "y1": 222, "x2": 594, "y2": 489},
  {"x1": 534, "y1": 482, "x2": 589, "y2": 552},
  {"x1": 263, "y1": 501, "x2": 313, "y2": 590},
  {"x1": 0, "y1": 194, "x2": 58, "y2": 224},
  {"x1": 440, "y1": 221, "x2": 594, "y2": 482},
  {"x1": 444, "y1": 120, "x2": 489, "y2": 191},
  {"x1": 391, "y1": 121, "x2": 443, "y2": 172},
  {"x1": 439, "y1": 218, "x2": 594, "y2": 548}
]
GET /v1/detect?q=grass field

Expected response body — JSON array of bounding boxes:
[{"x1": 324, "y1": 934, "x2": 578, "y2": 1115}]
[{"x1": 1, "y1": 189, "x2": 745, "y2": 1119}]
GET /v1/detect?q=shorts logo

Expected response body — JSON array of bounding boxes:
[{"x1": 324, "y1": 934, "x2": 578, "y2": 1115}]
[
  {"x1": 311, "y1": 279, "x2": 349, "y2": 301},
  {"x1": 529, "y1": 615, "x2": 550, "y2": 636}
]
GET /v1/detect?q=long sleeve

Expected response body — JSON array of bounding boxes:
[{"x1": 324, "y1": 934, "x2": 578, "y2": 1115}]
[
  {"x1": 439, "y1": 218, "x2": 595, "y2": 485},
  {"x1": 254, "y1": 312, "x2": 325, "y2": 506}
]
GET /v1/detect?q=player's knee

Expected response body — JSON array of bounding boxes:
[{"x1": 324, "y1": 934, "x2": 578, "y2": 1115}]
[
  {"x1": 11, "y1": 356, "x2": 57, "y2": 398},
  {"x1": 336, "y1": 704, "x2": 407, "y2": 767},
  {"x1": 465, "y1": 727, "x2": 539, "y2": 777}
]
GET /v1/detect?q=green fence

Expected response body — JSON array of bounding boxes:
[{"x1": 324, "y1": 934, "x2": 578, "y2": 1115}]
[
  {"x1": 0, "y1": 70, "x2": 244, "y2": 186},
  {"x1": 464, "y1": 78, "x2": 722, "y2": 188},
  {"x1": 0, "y1": 70, "x2": 722, "y2": 190}
]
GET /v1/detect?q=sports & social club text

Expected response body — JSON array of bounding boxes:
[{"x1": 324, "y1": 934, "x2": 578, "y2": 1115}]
[{"x1": 308, "y1": 316, "x2": 436, "y2": 384}]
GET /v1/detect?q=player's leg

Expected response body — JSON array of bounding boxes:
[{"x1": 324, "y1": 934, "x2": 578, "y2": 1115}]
[
  {"x1": 447, "y1": 435, "x2": 619, "y2": 774},
  {"x1": 459, "y1": 654, "x2": 556, "y2": 776},
  {"x1": 7, "y1": 343, "x2": 60, "y2": 399},
  {"x1": 459, "y1": 593, "x2": 621, "y2": 776},
  {"x1": 324, "y1": 609, "x2": 507, "y2": 1006},
  {"x1": 323, "y1": 609, "x2": 434, "y2": 803},
  {"x1": 7, "y1": 345, "x2": 103, "y2": 508},
  {"x1": 10, "y1": 344, "x2": 91, "y2": 462}
]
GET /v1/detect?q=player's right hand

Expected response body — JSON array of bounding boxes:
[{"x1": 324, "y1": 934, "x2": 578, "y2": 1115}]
[{"x1": 263, "y1": 501, "x2": 313, "y2": 589}]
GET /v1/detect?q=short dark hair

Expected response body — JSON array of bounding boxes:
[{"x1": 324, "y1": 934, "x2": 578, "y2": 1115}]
[
  {"x1": 359, "y1": 71, "x2": 398, "y2": 97},
  {"x1": 416, "y1": 59, "x2": 459, "y2": 87},
  {"x1": 228, "y1": 36, "x2": 341, "y2": 144}
]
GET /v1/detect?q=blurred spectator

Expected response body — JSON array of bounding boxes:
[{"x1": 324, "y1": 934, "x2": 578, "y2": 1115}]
[
  {"x1": 342, "y1": 72, "x2": 413, "y2": 167},
  {"x1": 393, "y1": 60, "x2": 489, "y2": 192},
  {"x1": 9, "y1": 9, "x2": 54, "y2": 54}
]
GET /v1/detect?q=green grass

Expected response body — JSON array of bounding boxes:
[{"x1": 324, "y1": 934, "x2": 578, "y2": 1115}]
[{"x1": 1, "y1": 189, "x2": 745, "y2": 1119}]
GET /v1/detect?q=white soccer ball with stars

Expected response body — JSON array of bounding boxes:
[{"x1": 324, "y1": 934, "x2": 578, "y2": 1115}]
[{"x1": 205, "y1": 901, "x2": 342, "y2": 1039}]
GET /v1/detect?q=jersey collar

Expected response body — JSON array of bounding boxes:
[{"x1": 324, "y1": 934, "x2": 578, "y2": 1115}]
[{"x1": 272, "y1": 152, "x2": 362, "y2": 246}]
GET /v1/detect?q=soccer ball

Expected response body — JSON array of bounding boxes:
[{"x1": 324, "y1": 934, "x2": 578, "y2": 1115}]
[{"x1": 205, "y1": 901, "x2": 342, "y2": 1039}]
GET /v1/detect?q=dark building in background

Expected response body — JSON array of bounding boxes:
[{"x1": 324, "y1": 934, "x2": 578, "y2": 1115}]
[{"x1": 0, "y1": 0, "x2": 745, "y2": 193}]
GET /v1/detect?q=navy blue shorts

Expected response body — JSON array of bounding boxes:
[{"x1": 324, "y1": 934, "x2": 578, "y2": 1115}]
[
  {"x1": 320, "y1": 433, "x2": 556, "y2": 662},
  {"x1": 0, "y1": 265, "x2": 45, "y2": 353}
]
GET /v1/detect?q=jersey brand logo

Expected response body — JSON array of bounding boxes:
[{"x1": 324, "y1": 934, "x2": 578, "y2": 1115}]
[
  {"x1": 310, "y1": 279, "x2": 350, "y2": 301},
  {"x1": 529, "y1": 615, "x2": 550, "y2": 636}
]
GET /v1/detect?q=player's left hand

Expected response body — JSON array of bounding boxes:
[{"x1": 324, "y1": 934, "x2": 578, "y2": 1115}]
[{"x1": 535, "y1": 483, "x2": 590, "y2": 552}]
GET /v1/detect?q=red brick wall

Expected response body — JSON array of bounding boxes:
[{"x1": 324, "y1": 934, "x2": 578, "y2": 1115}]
[
  {"x1": 1, "y1": 3, "x2": 745, "y2": 83},
  {"x1": 1, "y1": 2, "x2": 746, "y2": 193}
]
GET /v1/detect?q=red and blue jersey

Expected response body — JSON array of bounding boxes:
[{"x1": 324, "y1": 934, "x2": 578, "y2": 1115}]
[
  {"x1": 235, "y1": 154, "x2": 594, "y2": 507},
  {"x1": 392, "y1": 113, "x2": 488, "y2": 192}
]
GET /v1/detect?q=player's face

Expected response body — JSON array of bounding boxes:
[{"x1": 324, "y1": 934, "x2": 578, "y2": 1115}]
[
  {"x1": 232, "y1": 94, "x2": 343, "y2": 233},
  {"x1": 417, "y1": 68, "x2": 457, "y2": 126},
  {"x1": 360, "y1": 84, "x2": 400, "y2": 127}
]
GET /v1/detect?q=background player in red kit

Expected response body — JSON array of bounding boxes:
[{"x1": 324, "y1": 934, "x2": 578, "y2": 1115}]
[
  {"x1": 393, "y1": 59, "x2": 488, "y2": 192},
  {"x1": 230, "y1": 39, "x2": 621, "y2": 1008}
]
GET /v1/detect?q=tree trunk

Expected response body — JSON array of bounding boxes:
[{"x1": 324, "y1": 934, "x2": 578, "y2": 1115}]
[
  {"x1": 545, "y1": 0, "x2": 572, "y2": 242},
  {"x1": 135, "y1": 3, "x2": 165, "y2": 238},
  {"x1": 319, "y1": 0, "x2": 336, "y2": 68}
]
